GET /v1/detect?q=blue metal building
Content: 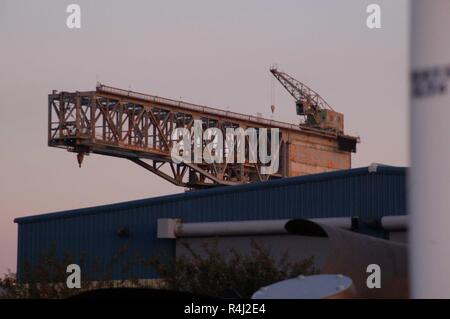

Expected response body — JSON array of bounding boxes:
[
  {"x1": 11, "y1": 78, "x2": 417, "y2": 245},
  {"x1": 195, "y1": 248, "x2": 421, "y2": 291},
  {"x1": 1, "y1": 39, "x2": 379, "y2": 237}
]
[{"x1": 15, "y1": 165, "x2": 406, "y2": 281}]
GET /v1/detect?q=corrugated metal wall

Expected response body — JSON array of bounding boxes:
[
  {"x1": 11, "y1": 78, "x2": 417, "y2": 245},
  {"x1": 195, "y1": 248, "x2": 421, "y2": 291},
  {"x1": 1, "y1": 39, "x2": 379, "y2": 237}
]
[{"x1": 15, "y1": 166, "x2": 406, "y2": 281}]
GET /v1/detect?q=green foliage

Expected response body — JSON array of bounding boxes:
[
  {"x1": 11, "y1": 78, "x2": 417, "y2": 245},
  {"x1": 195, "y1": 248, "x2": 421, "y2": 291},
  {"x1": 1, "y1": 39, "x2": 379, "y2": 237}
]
[
  {"x1": 150, "y1": 240, "x2": 316, "y2": 298},
  {"x1": 0, "y1": 243, "x2": 136, "y2": 299},
  {"x1": 1, "y1": 239, "x2": 316, "y2": 299}
]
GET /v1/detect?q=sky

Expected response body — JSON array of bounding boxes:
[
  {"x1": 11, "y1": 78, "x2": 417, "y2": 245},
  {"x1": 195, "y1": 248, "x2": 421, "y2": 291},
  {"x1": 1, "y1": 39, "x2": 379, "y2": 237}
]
[{"x1": 0, "y1": 0, "x2": 409, "y2": 274}]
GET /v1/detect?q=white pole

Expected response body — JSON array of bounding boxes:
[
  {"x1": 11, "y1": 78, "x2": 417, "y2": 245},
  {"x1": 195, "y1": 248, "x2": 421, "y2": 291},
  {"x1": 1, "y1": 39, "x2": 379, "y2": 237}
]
[{"x1": 410, "y1": 0, "x2": 450, "y2": 298}]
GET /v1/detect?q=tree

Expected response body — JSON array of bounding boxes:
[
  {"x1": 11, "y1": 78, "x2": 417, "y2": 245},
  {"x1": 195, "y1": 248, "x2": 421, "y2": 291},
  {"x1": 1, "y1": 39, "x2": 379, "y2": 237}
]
[{"x1": 149, "y1": 240, "x2": 316, "y2": 298}]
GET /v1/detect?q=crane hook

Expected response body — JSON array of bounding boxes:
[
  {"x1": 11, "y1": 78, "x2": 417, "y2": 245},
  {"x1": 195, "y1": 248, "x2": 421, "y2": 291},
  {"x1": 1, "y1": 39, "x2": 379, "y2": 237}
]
[{"x1": 77, "y1": 152, "x2": 84, "y2": 168}]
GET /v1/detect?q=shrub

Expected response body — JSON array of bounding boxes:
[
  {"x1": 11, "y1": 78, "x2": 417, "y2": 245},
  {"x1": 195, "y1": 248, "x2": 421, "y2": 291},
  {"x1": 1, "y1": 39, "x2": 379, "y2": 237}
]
[{"x1": 149, "y1": 239, "x2": 316, "y2": 298}]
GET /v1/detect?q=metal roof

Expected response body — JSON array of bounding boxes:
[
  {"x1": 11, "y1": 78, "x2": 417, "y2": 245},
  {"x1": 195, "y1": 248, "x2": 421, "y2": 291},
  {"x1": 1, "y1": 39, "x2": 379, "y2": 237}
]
[{"x1": 15, "y1": 165, "x2": 405, "y2": 224}]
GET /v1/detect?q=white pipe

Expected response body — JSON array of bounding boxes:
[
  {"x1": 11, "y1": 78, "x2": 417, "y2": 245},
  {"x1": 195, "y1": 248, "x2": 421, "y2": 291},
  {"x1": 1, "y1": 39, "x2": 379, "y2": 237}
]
[
  {"x1": 380, "y1": 216, "x2": 408, "y2": 231},
  {"x1": 159, "y1": 216, "x2": 406, "y2": 239},
  {"x1": 176, "y1": 219, "x2": 289, "y2": 237},
  {"x1": 410, "y1": 0, "x2": 450, "y2": 298},
  {"x1": 175, "y1": 217, "x2": 353, "y2": 238}
]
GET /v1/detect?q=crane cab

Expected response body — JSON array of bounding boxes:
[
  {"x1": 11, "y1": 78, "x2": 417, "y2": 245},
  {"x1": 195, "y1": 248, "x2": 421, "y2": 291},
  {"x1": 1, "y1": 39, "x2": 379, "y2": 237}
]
[{"x1": 316, "y1": 109, "x2": 344, "y2": 134}]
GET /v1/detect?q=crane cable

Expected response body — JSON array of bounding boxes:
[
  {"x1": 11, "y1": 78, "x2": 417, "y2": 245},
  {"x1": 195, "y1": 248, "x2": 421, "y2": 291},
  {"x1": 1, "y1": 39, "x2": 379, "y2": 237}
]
[{"x1": 270, "y1": 73, "x2": 276, "y2": 118}]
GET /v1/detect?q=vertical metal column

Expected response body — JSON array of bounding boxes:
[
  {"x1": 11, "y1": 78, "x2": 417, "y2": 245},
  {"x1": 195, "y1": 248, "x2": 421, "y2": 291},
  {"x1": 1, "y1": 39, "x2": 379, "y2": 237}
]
[{"x1": 410, "y1": 0, "x2": 450, "y2": 298}]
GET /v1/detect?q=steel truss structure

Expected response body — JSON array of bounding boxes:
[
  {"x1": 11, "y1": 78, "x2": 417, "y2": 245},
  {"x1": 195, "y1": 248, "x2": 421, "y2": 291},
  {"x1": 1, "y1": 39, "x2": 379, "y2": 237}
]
[
  {"x1": 49, "y1": 84, "x2": 282, "y2": 188},
  {"x1": 48, "y1": 84, "x2": 357, "y2": 189}
]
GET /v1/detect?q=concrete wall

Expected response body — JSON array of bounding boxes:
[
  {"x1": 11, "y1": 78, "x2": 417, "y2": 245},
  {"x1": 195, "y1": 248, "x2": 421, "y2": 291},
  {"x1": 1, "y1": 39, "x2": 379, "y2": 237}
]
[{"x1": 288, "y1": 132, "x2": 351, "y2": 176}]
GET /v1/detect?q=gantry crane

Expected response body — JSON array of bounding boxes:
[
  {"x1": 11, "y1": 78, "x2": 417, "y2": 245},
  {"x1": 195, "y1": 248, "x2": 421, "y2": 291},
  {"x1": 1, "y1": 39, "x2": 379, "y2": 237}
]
[{"x1": 48, "y1": 76, "x2": 358, "y2": 189}]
